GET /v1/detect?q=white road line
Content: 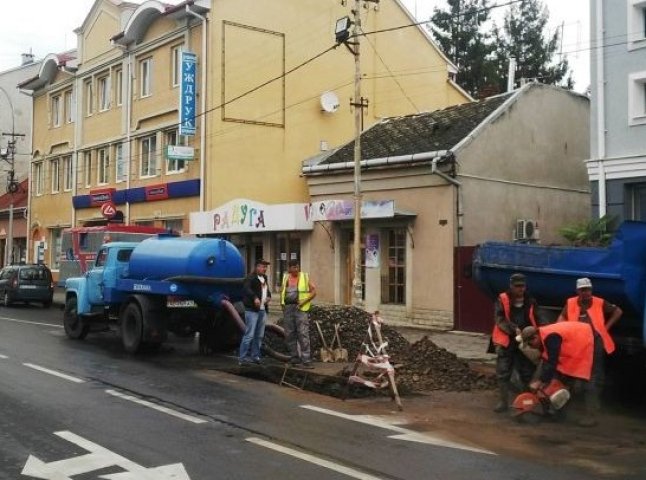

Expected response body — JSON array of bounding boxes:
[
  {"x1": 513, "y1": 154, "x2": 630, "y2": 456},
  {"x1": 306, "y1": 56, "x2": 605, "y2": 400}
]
[
  {"x1": 246, "y1": 437, "x2": 384, "y2": 480},
  {"x1": 301, "y1": 405, "x2": 495, "y2": 456},
  {"x1": 105, "y1": 389, "x2": 208, "y2": 424},
  {"x1": 23, "y1": 363, "x2": 85, "y2": 383},
  {"x1": 0, "y1": 354, "x2": 8, "y2": 359},
  {"x1": 0, "y1": 316, "x2": 62, "y2": 328}
]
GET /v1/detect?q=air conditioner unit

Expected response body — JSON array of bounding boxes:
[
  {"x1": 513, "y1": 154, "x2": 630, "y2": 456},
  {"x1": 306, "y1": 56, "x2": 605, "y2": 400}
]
[{"x1": 515, "y1": 219, "x2": 539, "y2": 241}]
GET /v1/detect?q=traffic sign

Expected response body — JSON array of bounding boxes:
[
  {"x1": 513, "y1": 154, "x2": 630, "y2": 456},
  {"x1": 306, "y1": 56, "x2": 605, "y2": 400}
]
[{"x1": 100, "y1": 202, "x2": 117, "y2": 219}]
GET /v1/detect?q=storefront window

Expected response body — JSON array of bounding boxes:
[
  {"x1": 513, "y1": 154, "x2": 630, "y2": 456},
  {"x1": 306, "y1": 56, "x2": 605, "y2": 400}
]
[
  {"x1": 382, "y1": 228, "x2": 406, "y2": 304},
  {"x1": 50, "y1": 228, "x2": 63, "y2": 269},
  {"x1": 275, "y1": 233, "x2": 301, "y2": 290}
]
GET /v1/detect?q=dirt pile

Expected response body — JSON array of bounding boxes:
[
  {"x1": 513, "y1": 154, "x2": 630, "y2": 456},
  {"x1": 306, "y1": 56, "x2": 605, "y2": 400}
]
[{"x1": 268, "y1": 305, "x2": 495, "y2": 393}]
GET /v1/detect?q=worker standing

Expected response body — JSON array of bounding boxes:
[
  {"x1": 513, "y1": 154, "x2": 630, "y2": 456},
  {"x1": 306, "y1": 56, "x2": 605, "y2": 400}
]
[
  {"x1": 280, "y1": 259, "x2": 316, "y2": 369},
  {"x1": 491, "y1": 273, "x2": 541, "y2": 413},
  {"x1": 556, "y1": 277, "x2": 622, "y2": 426}
]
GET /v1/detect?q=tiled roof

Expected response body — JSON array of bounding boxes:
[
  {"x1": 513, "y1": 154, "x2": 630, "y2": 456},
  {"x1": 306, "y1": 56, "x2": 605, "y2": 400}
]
[
  {"x1": 0, "y1": 179, "x2": 28, "y2": 210},
  {"x1": 317, "y1": 92, "x2": 512, "y2": 165}
]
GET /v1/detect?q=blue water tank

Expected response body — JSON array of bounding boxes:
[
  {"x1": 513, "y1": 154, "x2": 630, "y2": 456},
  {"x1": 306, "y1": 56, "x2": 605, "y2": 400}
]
[{"x1": 128, "y1": 236, "x2": 245, "y2": 282}]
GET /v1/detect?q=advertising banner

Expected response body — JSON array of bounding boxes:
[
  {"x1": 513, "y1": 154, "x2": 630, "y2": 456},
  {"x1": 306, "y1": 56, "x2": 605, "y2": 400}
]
[{"x1": 179, "y1": 51, "x2": 197, "y2": 136}]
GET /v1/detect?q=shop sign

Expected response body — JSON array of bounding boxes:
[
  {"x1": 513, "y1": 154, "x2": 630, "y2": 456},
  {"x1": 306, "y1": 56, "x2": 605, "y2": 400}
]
[
  {"x1": 166, "y1": 145, "x2": 195, "y2": 161},
  {"x1": 179, "y1": 51, "x2": 197, "y2": 136},
  {"x1": 190, "y1": 199, "x2": 313, "y2": 234},
  {"x1": 145, "y1": 183, "x2": 169, "y2": 201},
  {"x1": 309, "y1": 199, "x2": 395, "y2": 221},
  {"x1": 89, "y1": 188, "x2": 116, "y2": 206}
]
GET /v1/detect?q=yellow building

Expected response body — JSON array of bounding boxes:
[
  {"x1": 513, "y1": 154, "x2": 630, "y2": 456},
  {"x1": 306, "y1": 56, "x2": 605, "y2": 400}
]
[{"x1": 22, "y1": 0, "x2": 468, "y2": 288}]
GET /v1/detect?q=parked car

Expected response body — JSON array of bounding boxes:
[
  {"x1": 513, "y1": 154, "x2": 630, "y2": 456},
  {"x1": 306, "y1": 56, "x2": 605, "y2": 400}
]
[{"x1": 0, "y1": 264, "x2": 54, "y2": 308}]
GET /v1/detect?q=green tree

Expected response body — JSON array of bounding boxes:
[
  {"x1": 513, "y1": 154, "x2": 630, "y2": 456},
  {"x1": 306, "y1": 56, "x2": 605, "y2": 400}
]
[
  {"x1": 493, "y1": 0, "x2": 572, "y2": 91},
  {"x1": 430, "y1": 0, "x2": 498, "y2": 98},
  {"x1": 559, "y1": 215, "x2": 617, "y2": 247}
]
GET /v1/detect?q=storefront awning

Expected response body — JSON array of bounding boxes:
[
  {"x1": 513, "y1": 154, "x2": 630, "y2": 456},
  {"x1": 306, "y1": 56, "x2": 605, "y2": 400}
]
[{"x1": 309, "y1": 200, "x2": 415, "y2": 221}]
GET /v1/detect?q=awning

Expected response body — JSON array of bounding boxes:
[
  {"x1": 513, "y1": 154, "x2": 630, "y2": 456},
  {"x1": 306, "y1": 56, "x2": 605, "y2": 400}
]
[{"x1": 309, "y1": 200, "x2": 415, "y2": 221}]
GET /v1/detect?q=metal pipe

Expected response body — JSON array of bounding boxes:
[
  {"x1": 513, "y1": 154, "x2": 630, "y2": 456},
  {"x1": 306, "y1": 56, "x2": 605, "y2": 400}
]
[
  {"x1": 303, "y1": 150, "x2": 448, "y2": 174},
  {"x1": 595, "y1": 0, "x2": 607, "y2": 217},
  {"x1": 186, "y1": 5, "x2": 208, "y2": 212}
]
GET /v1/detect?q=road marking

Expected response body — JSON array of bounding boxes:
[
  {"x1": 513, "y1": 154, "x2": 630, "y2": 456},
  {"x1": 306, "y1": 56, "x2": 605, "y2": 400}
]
[
  {"x1": 301, "y1": 405, "x2": 495, "y2": 455},
  {"x1": 105, "y1": 389, "x2": 208, "y2": 424},
  {"x1": 0, "y1": 316, "x2": 62, "y2": 328},
  {"x1": 22, "y1": 430, "x2": 191, "y2": 479},
  {"x1": 23, "y1": 363, "x2": 85, "y2": 383},
  {"x1": 0, "y1": 354, "x2": 8, "y2": 359},
  {"x1": 246, "y1": 437, "x2": 384, "y2": 480}
]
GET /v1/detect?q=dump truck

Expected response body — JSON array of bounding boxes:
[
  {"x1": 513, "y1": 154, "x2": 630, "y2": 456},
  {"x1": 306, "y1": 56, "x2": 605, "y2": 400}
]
[
  {"x1": 472, "y1": 221, "x2": 646, "y2": 355},
  {"x1": 63, "y1": 234, "x2": 285, "y2": 355}
]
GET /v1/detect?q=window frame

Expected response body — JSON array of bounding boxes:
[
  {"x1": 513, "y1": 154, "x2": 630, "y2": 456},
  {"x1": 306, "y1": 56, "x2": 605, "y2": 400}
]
[
  {"x1": 628, "y1": 1, "x2": 646, "y2": 50},
  {"x1": 63, "y1": 155, "x2": 73, "y2": 191},
  {"x1": 140, "y1": 134, "x2": 157, "y2": 178},
  {"x1": 97, "y1": 148, "x2": 110, "y2": 185},
  {"x1": 51, "y1": 94, "x2": 61, "y2": 127},
  {"x1": 33, "y1": 162, "x2": 44, "y2": 196},
  {"x1": 85, "y1": 79, "x2": 94, "y2": 116},
  {"x1": 165, "y1": 129, "x2": 186, "y2": 174},
  {"x1": 64, "y1": 90, "x2": 74, "y2": 124},
  {"x1": 114, "y1": 68, "x2": 123, "y2": 106},
  {"x1": 381, "y1": 228, "x2": 407, "y2": 305},
  {"x1": 140, "y1": 57, "x2": 152, "y2": 98},
  {"x1": 98, "y1": 75, "x2": 111, "y2": 112},
  {"x1": 628, "y1": 70, "x2": 646, "y2": 125},
  {"x1": 115, "y1": 143, "x2": 126, "y2": 183},
  {"x1": 50, "y1": 158, "x2": 61, "y2": 194},
  {"x1": 83, "y1": 151, "x2": 92, "y2": 188},
  {"x1": 171, "y1": 44, "x2": 183, "y2": 88}
]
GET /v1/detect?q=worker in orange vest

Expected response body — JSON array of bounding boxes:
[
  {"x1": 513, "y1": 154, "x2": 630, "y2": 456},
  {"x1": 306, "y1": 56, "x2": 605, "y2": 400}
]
[
  {"x1": 555, "y1": 277, "x2": 622, "y2": 426},
  {"x1": 491, "y1": 273, "x2": 542, "y2": 413},
  {"x1": 520, "y1": 322, "x2": 596, "y2": 425}
]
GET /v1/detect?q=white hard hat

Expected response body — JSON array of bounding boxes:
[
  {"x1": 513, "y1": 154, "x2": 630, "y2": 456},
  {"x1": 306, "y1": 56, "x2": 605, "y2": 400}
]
[{"x1": 576, "y1": 277, "x2": 593, "y2": 290}]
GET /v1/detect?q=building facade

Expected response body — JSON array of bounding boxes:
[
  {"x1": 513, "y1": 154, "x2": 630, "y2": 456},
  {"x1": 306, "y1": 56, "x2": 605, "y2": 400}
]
[
  {"x1": 588, "y1": 0, "x2": 646, "y2": 220},
  {"x1": 304, "y1": 84, "x2": 590, "y2": 330}
]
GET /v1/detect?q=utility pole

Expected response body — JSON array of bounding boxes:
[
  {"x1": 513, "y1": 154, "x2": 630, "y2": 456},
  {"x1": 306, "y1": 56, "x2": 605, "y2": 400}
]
[
  {"x1": 336, "y1": 0, "x2": 378, "y2": 306},
  {"x1": 1, "y1": 132, "x2": 23, "y2": 266}
]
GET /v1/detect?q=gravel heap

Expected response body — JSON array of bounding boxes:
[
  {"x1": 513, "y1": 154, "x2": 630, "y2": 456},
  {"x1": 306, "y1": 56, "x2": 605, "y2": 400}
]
[{"x1": 268, "y1": 305, "x2": 495, "y2": 393}]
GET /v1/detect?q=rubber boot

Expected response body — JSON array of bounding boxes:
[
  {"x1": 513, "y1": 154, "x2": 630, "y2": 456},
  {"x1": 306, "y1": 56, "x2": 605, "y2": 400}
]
[
  {"x1": 493, "y1": 383, "x2": 509, "y2": 413},
  {"x1": 577, "y1": 390, "x2": 599, "y2": 427}
]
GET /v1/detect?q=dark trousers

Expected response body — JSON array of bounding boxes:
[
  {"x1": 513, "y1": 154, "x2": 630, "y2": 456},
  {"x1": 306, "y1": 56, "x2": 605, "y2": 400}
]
[{"x1": 496, "y1": 343, "x2": 536, "y2": 388}]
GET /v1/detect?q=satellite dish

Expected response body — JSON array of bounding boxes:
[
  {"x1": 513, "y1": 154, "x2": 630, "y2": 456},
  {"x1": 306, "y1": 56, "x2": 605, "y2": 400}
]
[{"x1": 320, "y1": 91, "x2": 340, "y2": 113}]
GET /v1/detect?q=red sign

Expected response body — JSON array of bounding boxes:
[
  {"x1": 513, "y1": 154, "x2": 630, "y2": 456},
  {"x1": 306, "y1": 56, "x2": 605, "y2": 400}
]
[
  {"x1": 89, "y1": 187, "x2": 116, "y2": 206},
  {"x1": 145, "y1": 183, "x2": 169, "y2": 201},
  {"x1": 100, "y1": 202, "x2": 117, "y2": 219}
]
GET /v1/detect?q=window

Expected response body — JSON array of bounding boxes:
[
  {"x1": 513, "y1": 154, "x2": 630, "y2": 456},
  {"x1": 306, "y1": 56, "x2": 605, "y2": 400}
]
[
  {"x1": 165, "y1": 129, "x2": 186, "y2": 173},
  {"x1": 83, "y1": 151, "x2": 92, "y2": 187},
  {"x1": 33, "y1": 162, "x2": 44, "y2": 196},
  {"x1": 163, "y1": 219, "x2": 184, "y2": 235},
  {"x1": 115, "y1": 143, "x2": 126, "y2": 182},
  {"x1": 63, "y1": 155, "x2": 73, "y2": 191},
  {"x1": 98, "y1": 148, "x2": 110, "y2": 184},
  {"x1": 171, "y1": 45, "x2": 183, "y2": 87},
  {"x1": 50, "y1": 158, "x2": 60, "y2": 193},
  {"x1": 140, "y1": 135, "x2": 157, "y2": 177},
  {"x1": 629, "y1": 70, "x2": 646, "y2": 124},
  {"x1": 115, "y1": 68, "x2": 123, "y2": 106},
  {"x1": 381, "y1": 229, "x2": 406, "y2": 305},
  {"x1": 85, "y1": 80, "x2": 94, "y2": 115},
  {"x1": 64, "y1": 90, "x2": 74, "y2": 123},
  {"x1": 628, "y1": 1, "x2": 646, "y2": 48},
  {"x1": 98, "y1": 75, "x2": 110, "y2": 111},
  {"x1": 140, "y1": 58, "x2": 152, "y2": 97},
  {"x1": 51, "y1": 95, "x2": 61, "y2": 127}
]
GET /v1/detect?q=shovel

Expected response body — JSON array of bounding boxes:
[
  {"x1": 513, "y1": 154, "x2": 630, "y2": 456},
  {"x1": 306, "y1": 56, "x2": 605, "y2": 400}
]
[
  {"x1": 332, "y1": 323, "x2": 348, "y2": 362},
  {"x1": 314, "y1": 321, "x2": 334, "y2": 363}
]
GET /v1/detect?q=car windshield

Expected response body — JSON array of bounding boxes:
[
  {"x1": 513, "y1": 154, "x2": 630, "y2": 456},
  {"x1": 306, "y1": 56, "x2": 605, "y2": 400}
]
[{"x1": 19, "y1": 267, "x2": 50, "y2": 281}]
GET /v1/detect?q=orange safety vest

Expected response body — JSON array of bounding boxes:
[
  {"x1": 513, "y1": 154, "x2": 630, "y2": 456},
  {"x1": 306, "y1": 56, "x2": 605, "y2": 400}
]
[
  {"x1": 539, "y1": 322, "x2": 594, "y2": 380},
  {"x1": 492, "y1": 292, "x2": 537, "y2": 348},
  {"x1": 566, "y1": 296, "x2": 615, "y2": 354}
]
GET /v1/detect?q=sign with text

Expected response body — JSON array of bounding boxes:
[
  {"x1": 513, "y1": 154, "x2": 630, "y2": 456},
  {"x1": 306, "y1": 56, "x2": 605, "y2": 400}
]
[
  {"x1": 89, "y1": 187, "x2": 116, "y2": 207},
  {"x1": 145, "y1": 183, "x2": 169, "y2": 201},
  {"x1": 190, "y1": 199, "x2": 313, "y2": 235},
  {"x1": 309, "y1": 199, "x2": 395, "y2": 222},
  {"x1": 166, "y1": 145, "x2": 195, "y2": 161},
  {"x1": 179, "y1": 51, "x2": 197, "y2": 136}
]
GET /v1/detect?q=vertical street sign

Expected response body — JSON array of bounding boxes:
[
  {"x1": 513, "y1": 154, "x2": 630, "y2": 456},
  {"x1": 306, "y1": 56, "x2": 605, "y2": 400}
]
[{"x1": 180, "y1": 51, "x2": 197, "y2": 137}]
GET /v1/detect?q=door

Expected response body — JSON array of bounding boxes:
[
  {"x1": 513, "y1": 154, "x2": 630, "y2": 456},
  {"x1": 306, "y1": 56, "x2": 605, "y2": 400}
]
[
  {"x1": 454, "y1": 246, "x2": 494, "y2": 333},
  {"x1": 87, "y1": 247, "x2": 108, "y2": 305}
]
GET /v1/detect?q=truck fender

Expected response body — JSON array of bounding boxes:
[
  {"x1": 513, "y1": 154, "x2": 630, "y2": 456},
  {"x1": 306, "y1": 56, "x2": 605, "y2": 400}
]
[
  {"x1": 65, "y1": 278, "x2": 92, "y2": 315},
  {"x1": 120, "y1": 294, "x2": 167, "y2": 344}
]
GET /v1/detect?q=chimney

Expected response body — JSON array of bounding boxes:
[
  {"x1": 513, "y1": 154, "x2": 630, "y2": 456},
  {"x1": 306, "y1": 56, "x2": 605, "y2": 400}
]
[{"x1": 21, "y1": 51, "x2": 35, "y2": 66}]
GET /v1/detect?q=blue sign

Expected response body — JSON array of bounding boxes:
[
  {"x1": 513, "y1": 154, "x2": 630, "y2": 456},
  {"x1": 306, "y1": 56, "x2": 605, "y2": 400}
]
[{"x1": 180, "y1": 51, "x2": 197, "y2": 136}]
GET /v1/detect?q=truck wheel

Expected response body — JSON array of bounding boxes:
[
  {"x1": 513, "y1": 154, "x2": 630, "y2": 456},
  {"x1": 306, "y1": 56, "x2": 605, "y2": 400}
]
[
  {"x1": 121, "y1": 302, "x2": 143, "y2": 353},
  {"x1": 64, "y1": 296, "x2": 89, "y2": 340}
]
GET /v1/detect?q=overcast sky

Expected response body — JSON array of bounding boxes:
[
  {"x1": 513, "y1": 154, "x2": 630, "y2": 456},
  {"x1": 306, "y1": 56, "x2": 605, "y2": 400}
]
[{"x1": 0, "y1": 0, "x2": 590, "y2": 91}]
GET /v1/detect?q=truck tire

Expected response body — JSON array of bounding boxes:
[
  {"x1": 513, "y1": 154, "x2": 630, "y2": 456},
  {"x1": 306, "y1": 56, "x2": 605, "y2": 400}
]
[
  {"x1": 64, "y1": 296, "x2": 89, "y2": 340},
  {"x1": 121, "y1": 302, "x2": 144, "y2": 353}
]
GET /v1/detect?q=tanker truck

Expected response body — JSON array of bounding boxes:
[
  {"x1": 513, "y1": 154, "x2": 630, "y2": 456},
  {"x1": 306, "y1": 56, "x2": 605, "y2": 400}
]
[
  {"x1": 63, "y1": 234, "x2": 285, "y2": 355},
  {"x1": 472, "y1": 221, "x2": 646, "y2": 355}
]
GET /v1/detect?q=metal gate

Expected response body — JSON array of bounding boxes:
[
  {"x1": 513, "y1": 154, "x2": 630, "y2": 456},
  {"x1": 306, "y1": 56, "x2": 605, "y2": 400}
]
[{"x1": 454, "y1": 246, "x2": 494, "y2": 333}]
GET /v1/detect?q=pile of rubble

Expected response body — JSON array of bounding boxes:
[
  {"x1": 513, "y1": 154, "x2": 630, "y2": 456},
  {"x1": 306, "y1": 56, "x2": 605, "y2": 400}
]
[{"x1": 267, "y1": 305, "x2": 495, "y2": 393}]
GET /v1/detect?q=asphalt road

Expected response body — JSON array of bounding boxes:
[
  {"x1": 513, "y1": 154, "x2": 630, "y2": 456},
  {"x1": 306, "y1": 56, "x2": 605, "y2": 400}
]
[{"x1": 0, "y1": 305, "x2": 622, "y2": 480}]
